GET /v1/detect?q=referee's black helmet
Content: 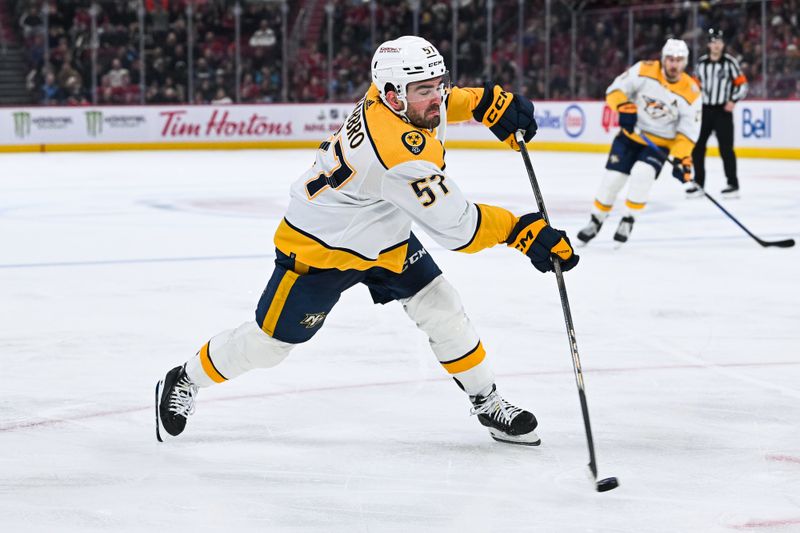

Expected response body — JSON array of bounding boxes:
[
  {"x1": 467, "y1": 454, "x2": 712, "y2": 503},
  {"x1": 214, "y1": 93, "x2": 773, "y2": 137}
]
[{"x1": 708, "y1": 28, "x2": 724, "y2": 42}]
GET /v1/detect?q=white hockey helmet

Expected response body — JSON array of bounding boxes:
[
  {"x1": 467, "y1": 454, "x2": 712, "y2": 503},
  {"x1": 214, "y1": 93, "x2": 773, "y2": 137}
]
[
  {"x1": 661, "y1": 38, "x2": 689, "y2": 61},
  {"x1": 371, "y1": 36, "x2": 448, "y2": 119}
]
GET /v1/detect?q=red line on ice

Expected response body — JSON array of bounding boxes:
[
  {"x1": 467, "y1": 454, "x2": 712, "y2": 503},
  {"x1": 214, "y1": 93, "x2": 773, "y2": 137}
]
[
  {"x1": 731, "y1": 518, "x2": 800, "y2": 529},
  {"x1": 1, "y1": 359, "x2": 799, "y2": 433},
  {"x1": 766, "y1": 454, "x2": 800, "y2": 465}
]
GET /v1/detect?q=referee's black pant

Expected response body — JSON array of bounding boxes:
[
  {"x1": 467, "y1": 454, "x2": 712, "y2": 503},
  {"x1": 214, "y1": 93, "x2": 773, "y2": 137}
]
[{"x1": 692, "y1": 105, "x2": 738, "y2": 189}]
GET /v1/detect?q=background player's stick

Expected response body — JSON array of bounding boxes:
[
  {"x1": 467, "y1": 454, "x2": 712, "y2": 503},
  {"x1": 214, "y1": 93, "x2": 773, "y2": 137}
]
[
  {"x1": 514, "y1": 131, "x2": 619, "y2": 493},
  {"x1": 637, "y1": 131, "x2": 795, "y2": 248}
]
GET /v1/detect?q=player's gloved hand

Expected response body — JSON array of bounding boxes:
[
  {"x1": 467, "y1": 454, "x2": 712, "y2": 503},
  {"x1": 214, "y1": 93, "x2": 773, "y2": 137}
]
[
  {"x1": 671, "y1": 156, "x2": 693, "y2": 183},
  {"x1": 472, "y1": 83, "x2": 537, "y2": 151},
  {"x1": 506, "y1": 213, "x2": 579, "y2": 273},
  {"x1": 617, "y1": 102, "x2": 637, "y2": 134}
]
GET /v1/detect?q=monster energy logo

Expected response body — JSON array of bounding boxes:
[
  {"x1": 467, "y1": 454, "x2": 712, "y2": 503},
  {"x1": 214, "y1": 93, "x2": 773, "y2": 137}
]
[
  {"x1": 86, "y1": 111, "x2": 103, "y2": 137},
  {"x1": 13, "y1": 112, "x2": 31, "y2": 138}
]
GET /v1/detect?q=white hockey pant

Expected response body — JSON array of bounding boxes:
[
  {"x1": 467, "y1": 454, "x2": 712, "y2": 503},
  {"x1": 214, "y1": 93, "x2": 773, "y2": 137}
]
[
  {"x1": 401, "y1": 275, "x2": 494, "y2": 397},
  {"x1": 185, "y1": 321, "x2": 294, "y2": 387},
  {"x1": 591, "y1": 165, "x2": 656, "y2": 221},
  {"x1": 184, "y1": 276, "x2": 495, "y2": 395},
  {"x1": 591, "y1": 170, "x2": 627, "y2": 221},
  {"x1": 622, "y1": 163, "x2": 657, "y2": 217}
]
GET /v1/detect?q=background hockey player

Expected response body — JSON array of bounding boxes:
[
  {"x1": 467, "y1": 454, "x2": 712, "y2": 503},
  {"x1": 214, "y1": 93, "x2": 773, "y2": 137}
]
[
  {"x1": 156, "y1": 36, "x2": 578, "y2": 446},
  {"x1": 577, "y1": 38, "x2": 702, "y2": 245},
  {"x1": 690, "y1": 28, "x2": 749, "y2": 199}
]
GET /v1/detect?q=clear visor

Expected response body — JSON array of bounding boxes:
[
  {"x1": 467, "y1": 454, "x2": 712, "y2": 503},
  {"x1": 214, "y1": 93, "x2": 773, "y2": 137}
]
[{"x1": 405, "y1": 71, "x2": 451, "y2": 103}]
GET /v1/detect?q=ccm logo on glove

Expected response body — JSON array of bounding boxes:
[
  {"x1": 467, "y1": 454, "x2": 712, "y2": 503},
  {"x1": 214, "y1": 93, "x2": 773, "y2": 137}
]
[
  {"x1": 473, "y1": 83, "x2": 537, "y2": 151},
  {"x1": 485, "y1": 90, "x2": 510, "y2": 125},
  {"x1": 506, "y1": 213, "x2": 579, "y2": 273}
]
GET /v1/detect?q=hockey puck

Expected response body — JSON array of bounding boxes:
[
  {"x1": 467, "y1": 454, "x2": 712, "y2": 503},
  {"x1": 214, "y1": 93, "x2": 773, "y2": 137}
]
[{"x1": 596, "y1": 477, "x2": 619, "y2": 492}]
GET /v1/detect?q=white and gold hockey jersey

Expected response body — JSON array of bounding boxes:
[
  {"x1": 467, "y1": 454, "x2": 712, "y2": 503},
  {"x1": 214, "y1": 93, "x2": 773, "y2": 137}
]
[
  {"x1": 606, "y1": 60, "x2": 702, "y2": 159},
  {"x1": 274, "y1": 84, "x2": 518, "y2": 273}
]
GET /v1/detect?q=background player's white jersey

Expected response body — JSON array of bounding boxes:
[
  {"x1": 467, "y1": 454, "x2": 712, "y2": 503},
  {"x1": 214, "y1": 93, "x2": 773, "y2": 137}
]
[
  {"x1": 606, "y1": 60, "x2": 702, "y2": 158},
  {"x1": 276, "y1": 84, "x2": 515, "y2": 273}
]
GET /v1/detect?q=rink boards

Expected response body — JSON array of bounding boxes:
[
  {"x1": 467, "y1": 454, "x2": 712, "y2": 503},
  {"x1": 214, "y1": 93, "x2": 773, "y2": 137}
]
[{"x1": 0, "y1": 100, "x2": 796, "y2": 158}]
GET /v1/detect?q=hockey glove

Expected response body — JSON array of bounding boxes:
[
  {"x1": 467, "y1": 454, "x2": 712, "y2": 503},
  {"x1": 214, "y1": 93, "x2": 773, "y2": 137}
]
[
  {"x1": 617, "y1": 102, "x2": 637, "y2": 134},
  {"x1": 506, "y1": 213, "x2": 579, "y2": 273},
  {"x1": 472, "y1": 83, "x2": 537, "y2": 151},
  {"x1": 671, "y1": 156, "x2": 693, "y2": 183}
]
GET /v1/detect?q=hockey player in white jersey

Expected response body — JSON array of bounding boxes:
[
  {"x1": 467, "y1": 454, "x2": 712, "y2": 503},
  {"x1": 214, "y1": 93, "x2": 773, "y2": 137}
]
[
  {"x1": 577, "y1": 38, "x2": 702, "y2": 244},
  {"x1": 156, "y1": 36, "x2": 578, "y2": 446}
]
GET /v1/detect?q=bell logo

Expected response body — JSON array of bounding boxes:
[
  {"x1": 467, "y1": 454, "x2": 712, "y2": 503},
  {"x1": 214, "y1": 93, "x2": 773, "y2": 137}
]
[
  {"x1": 13, "y1": 112, "x2": 31, "y2": 138},
  {"x1": 742, "y1": 108, "x2": 771, "y2": 138}
]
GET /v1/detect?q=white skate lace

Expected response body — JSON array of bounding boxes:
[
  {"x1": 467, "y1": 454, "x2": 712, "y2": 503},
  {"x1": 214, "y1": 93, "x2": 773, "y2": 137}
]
[
  {"x1": 470, "y1": 391, "x2": 523, "y2": 426},
  {"x1": 169, "y1": 376, "x2": 198, "y2": 417}
]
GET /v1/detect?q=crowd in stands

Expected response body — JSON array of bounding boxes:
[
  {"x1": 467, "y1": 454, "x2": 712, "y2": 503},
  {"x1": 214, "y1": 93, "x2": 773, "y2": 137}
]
[
  {"x1": 15, "y1": 0, "x2": 284, "y2": 105},
  {"x1": 12, "y1": 0, "x2": 800, "y2": 106}
]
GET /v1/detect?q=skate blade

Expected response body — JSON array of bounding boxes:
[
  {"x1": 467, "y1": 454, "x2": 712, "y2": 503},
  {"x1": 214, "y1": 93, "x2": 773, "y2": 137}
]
[
  {"x1": 613, "y1": 236, "x2": 629, "y2": 249},
  {"x1": 721, "y1": 192, "x2": 740, "y2": 199},
  {"x1": 155, "y1": 380, "x2": 165, "y2": 442},
  {"x1": 488, "y1": 428, "x2": 541, "y2": 446}
]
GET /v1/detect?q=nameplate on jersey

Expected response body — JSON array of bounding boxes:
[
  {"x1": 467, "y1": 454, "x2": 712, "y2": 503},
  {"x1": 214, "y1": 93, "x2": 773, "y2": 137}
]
[{"x1": 401, "y1": 131, "x2": 426, "y2": 155}]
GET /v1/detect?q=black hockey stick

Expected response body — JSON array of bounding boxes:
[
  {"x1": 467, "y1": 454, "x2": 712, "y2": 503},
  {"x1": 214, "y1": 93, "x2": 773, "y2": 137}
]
[
  {"x1": 514, "y1": 131, "x2": 618, "y2": 493},
  {"x1": 638, "y1": 131, "x2": 795, "y2": 248}
]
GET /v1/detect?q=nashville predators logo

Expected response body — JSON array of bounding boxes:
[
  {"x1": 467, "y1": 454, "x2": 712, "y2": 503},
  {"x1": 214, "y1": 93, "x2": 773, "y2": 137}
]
[
  {"x1": 401, "y1": 131, "x2": 426, "y2": 155},
  {"x1": 642, "y1": 95, "x2": 676, "y2": 120},
  {"x1": 300, "y1": 312, "x2": 327, "y2": 329}
]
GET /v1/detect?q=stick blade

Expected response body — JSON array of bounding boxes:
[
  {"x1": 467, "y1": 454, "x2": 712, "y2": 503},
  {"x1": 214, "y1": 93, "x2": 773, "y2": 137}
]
[{"x1": 762, "y1": 238, "x2": 795, "y2": 248}]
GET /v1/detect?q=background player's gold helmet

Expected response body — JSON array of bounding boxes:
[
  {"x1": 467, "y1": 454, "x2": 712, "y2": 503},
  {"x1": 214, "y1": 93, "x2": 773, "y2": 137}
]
[{"x1": 371, "y1": 36, "x2": 448, "y2": 120}]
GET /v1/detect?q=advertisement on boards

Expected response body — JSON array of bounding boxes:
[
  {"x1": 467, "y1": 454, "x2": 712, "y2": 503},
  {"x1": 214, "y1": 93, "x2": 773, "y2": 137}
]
[{"x1": 0, "y1": 100, "x2": 797, "y2": 156}]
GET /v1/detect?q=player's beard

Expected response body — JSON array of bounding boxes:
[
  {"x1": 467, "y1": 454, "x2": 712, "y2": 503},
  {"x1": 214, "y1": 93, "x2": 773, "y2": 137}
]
[
  {"x1": 408, "y1": 103, "x2": 441, "y2": 130},
  {"x1": 664, "y1": 62, "x2": 684, "y2": 83},
  {"x1": 665, "y1": 67, "x2": 681, "y2": 82}
]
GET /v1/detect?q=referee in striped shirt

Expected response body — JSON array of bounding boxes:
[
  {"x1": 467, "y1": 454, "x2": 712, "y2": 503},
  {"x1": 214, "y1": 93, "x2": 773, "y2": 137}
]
[{"x1": 690, "y1": 28, "x2": 749, "y2": 198}]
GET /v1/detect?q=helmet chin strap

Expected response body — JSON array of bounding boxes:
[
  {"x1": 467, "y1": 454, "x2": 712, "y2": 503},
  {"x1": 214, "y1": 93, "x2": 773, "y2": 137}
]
[
  {"x1": 380, "y1": 92, "x2": 411, "y2": 123},
  {"x1": 436, "y1": 97, "x2": 447, "y2": 142}
]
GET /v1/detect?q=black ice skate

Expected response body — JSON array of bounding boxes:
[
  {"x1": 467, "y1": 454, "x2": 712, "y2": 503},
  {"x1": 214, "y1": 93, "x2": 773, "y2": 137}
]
[
  {"x1": 577, "y1": 215, "x2": 604, "y2": 244},
  {"x1": 721, "y1": 185, "x2": 740, "y2": 199},
  {"x1": 685, "y1": 184, "x2": 703, "y2": 198},
  {"x1": 470, "y1": 385, "x2": 540, "y2": 446},
  {"x1": 613, "y1": 216, "x2": 635, "y2": 244},
  {"x1": 155, "y1": 364, "x2": 198, "y2": 442}
]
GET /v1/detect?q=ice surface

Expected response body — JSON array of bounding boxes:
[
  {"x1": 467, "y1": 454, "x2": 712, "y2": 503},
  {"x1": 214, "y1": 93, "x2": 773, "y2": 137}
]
[{"x1": 1, "y1": 149, "x2": 799, "y2": 532}]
